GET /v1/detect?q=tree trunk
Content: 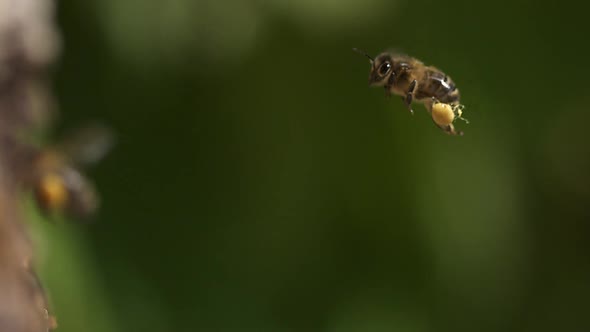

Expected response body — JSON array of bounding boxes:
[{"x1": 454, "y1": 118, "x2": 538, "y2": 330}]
[{"x1": 0, "y1": 0, "x2": 60, "y2": 331}]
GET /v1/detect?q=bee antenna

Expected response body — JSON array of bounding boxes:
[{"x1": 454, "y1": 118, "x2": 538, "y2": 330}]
[{"x1": 352, "y1": 48, "x2": 373, "y2": 63}]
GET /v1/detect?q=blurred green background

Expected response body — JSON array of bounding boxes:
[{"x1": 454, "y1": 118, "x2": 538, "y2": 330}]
[{"x1": 32, "y1": 0, "x2": 590, "y2": 331}]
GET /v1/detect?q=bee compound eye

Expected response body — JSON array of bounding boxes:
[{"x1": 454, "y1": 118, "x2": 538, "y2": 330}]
[{"x1": 379, "y1": 62, "x2": 391, "y2": 76}]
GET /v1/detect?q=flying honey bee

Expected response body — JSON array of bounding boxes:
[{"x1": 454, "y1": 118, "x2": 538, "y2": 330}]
[
  {"x1": 353, "y1": 48, "x2": 468, "y2": 135},
  {"x1": 0, "y1": 1, "x2": 109, "y2": 329},
  {"x1": 28, "y1": 125, "x2": 114, "y2": 220},
  {"x1": 0, "y1": 125, "x2": 113, "y2": 331},
  {"x1": 1, "y1": 126, "x2": 111, "y2": 332}
]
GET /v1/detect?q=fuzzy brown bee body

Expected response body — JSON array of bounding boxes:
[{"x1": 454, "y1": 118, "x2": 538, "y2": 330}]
[
  {"x1": 29, "y1": 125, "x2": 113, "y2": 220},
  {"x1": 0, "y1": 125, "x2": 111, "y2": 331},
  {"x1": 356, "y1": 49, "x2": 466, "y2": 135}
]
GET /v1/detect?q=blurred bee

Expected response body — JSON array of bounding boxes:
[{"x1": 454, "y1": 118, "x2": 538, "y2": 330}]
[
  {"x1": 0, "y1": 126, "x2": 113, "y2": 332},
  {"x1": 353, "y1": 48, "x2": 468, "y2": 135},
  {"x1": 27, "y1": 125, "x2": 114, "y2": 220}
]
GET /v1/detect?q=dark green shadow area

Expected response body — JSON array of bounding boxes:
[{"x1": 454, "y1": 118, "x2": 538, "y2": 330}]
[{"x1": 38, "y1": 0, "x2": 590, "y2": 331}]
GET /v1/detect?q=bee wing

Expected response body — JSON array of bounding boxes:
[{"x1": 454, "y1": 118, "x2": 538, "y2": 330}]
[
  {"x1": 56, "y1": 124, "x2": 115, "y2": 167},
  {"x1": 384, "y1": 48, "x2": 409, "y2": 58},
  {"x1": 62, "y1": 166, "x2": 100, "y2": 219}
]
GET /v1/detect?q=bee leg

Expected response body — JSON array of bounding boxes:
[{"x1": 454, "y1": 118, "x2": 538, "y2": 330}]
[
  {"x1": 404, "y1": 80, "x2": 417, "y2": 115},
  {"x1": 387, "y1": 71, "x2": 397, "y2": 86},
  {"x1": 449, "y1": 103, "x2": 469, "y2": 123},
  {"x1": 446, "y1": 123, "x2": 464, "y2": 136},
  {"x1": 435, "y1": 122, "x2": 463, "y2": 136},
  {"x1": 427, "y1": 99, "x2": 463, "y2": 136},
  {"x1": 384, "y1": 87, "x2": 391, "y2": 98},
  {"x1": 425, "y1": 98, "x2": 433, "y2": 113},
  {"x1": 426, "y1": 97, "x2": 439, "y2": 114},
  {"x1": 384, "y1": 72, "x2": 396, "y2": 98}
]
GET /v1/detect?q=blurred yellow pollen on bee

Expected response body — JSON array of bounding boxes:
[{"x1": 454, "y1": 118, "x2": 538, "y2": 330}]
[{"x1": 36, "y1": 172, "x2": 68, "y2": 213}]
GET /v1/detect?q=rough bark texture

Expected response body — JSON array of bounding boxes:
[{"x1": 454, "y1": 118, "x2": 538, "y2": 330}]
[{"x1": 0, "y1": 0, "x2": 60, "y2": 331}]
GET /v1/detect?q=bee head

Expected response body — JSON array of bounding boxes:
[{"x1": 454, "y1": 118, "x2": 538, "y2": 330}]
[{"x1": 368, "y1": 53, "x2": 394, "y2": 86}]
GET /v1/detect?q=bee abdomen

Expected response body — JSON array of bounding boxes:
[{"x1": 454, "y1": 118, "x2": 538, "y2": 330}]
[
  {"x1": 416, "y1": 71, "x2": 460, "y2": 104},
  {"x1": 440, "y1": 85, "x2": 460, "y2": 104}
]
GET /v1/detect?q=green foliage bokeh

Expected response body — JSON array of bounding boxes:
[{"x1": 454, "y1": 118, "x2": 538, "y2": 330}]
[{"x1": 36, "y1": 0, "x2": 590, "y2": 331}]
